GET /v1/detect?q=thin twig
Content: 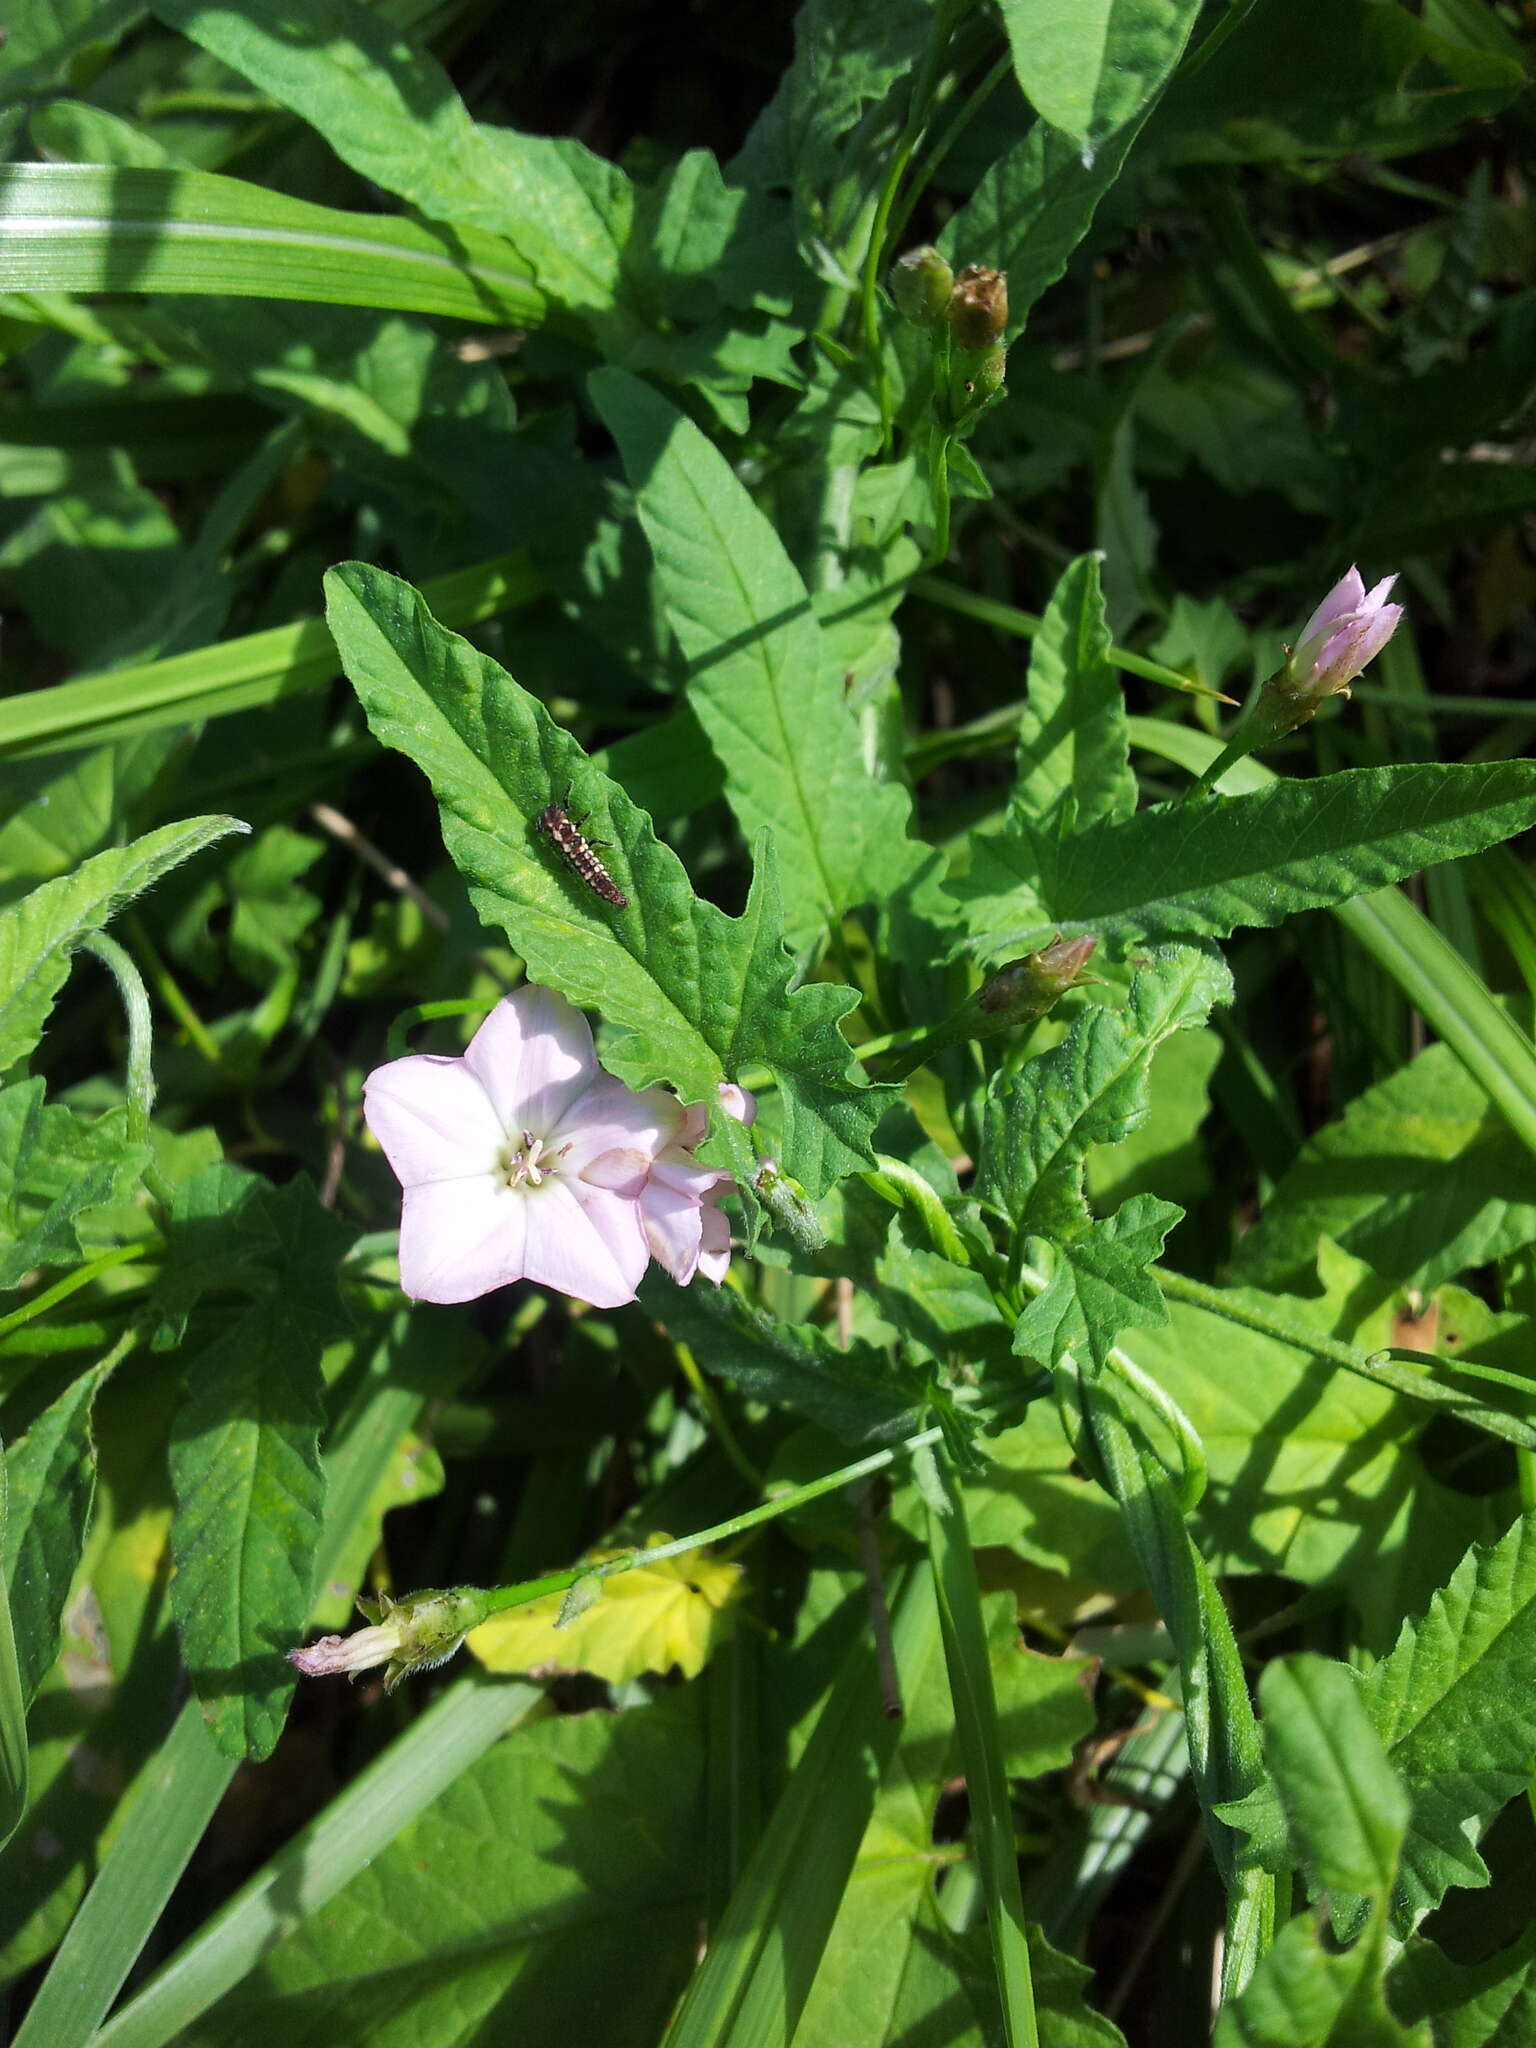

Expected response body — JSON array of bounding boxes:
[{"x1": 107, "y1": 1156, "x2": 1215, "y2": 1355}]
[{"x1": 310, "y1": 803, "x2": 452, "y2": 931}]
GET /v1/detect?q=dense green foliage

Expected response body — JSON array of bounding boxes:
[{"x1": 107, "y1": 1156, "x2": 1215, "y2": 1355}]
[{"x1": 1, "y1": 2, "x2": 1536, "y2": 2043}]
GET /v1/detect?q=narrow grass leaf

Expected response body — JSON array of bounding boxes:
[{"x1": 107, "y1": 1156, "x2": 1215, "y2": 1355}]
[
  {"x1": 1084, "y1": 1379, "x2": 1264, "y2": 1885},
  {"x1": 146, "y1": 0, "x2": 629, "y2": 322},
  {"x1": 20, "y1": 1338, "x2": 436, "y2": 2048},
  {"x1": 662, "y1": 1567, "x2": 942, "y2": 2048},
  {"x1": 925, "y1": 1446, "x2": 1040, "y2": 2046},
  {"x1": 0, "y1": 165, "x2": 548, "y2": 328},
  {"x1": 0, "y1": 552, "x2": 541, "y2": 761},
  {"x1": 91, "y1": 1677, "x2": 540, "y2": 2048}
]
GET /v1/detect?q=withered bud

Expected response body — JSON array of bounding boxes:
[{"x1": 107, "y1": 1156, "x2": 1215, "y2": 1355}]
[
  {"x1": 890, "y1": 245, "x2": 955, "y2": 325},
  {"x1": 290, "y1": 1584, "x2": 490, "y2": 1692},
  {"x1": 948, "y1": 265, "x2": 1008, "y2": 350}
]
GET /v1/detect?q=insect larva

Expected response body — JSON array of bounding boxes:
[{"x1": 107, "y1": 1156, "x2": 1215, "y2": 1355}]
[{"x1": 536, "y1": 790, "x2": 628, "y2": 907}]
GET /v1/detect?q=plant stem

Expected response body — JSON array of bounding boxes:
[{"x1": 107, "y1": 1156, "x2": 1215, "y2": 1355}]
[
  {"x1": 477, "y1": 1420, "x2": 949, "y2": 1618},
  {"x1": 0, "y1": 1242, "x2": 153, "y2": 1339},
  {"x1": 81, "y1": 931, "x2": 175, "y2": 1205},
  {"x1": 912, "y1": 575, "x2": 1235, "y2": 701}
]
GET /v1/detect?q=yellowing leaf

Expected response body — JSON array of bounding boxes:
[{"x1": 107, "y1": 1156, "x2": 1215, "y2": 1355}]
[{"x1": 468, "y1": 1537, "x2": 742, "y2": 1684}]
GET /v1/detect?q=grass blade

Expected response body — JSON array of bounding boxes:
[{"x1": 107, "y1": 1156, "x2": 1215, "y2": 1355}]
[
  {"x1": 0, "y1": 165, "x2": 548, "y2": 328},
  {"x1": 90, "y1": 1675, "x2": 540, "y2": 2048},
  {"x1": 0, "y1": 552, "x2": 542, "y2": 759},
  {"x1": 0, "y1": 1459, "x2": 26, "y2": 1850},
  {"x1": 20, "y1": 1332, "x2": 448, "y2": 2046},
  {"x1": 12, "y1": 1702, "x2": 232, "y2": 2048},
  {"x1": 924, "y1": 1442, "x2": 1040, "y2": 2047},
  {"x1": 661, "y1": 1567, "x2": 941, "y2": 2048}
]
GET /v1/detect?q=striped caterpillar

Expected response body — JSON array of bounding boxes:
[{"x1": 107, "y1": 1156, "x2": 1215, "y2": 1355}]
[{"x1": 536, "y1": 788, "x2": 628, "y2": 907}]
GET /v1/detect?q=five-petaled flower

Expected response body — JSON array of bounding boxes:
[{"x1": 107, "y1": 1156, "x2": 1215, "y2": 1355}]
[{"x1": 363, "y1": 986, "x2": 750, "y2": 1309}]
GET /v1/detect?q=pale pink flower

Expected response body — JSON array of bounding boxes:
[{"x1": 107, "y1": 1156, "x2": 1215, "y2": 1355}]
[
  {"x1": 636, "y1": 1084, "x2": 755, "y2": 1286},
  {"x1": 1288, "y1": 566, "x2": 1403, "y2": 702},
  {"x1": 363, "y1": 986, "x2": 679, "y2": 1309}
]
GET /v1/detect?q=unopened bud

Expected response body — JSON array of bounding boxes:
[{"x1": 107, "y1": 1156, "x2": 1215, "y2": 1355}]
[
  {"x1": 978, "y1": 936, "x2": 1098, "y2": 1023},
  {"x1": 878, "y1": 936, "x2": 1098, "y2": 1084},
  {"x1": 290, "y1": 1584, "x2": 489, "y2": 1692},
  {"x1": 717, "y1": 1080, "x2": 758, "y2": 1127},
  {"x1": 890, "y1": 245, "x2": 954, "y2": 325},
  {"x1": 1255, "y1": 565, "x2": 1403, "y2": 739},
  {"x1": 949, "y1": 265, "x2": 1008, "y2": 350}
]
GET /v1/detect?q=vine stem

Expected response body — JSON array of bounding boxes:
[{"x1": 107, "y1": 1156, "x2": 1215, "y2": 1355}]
[
  {"x1": 476, "y1": 1420, "x2": 948, "y2": 1619},
  {"x1": 81, "y1": 931, "x2": 175, "y2": 1207}
]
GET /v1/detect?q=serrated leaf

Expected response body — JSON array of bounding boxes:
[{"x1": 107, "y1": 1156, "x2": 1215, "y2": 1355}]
[
  {"x1": 1213, "y1": 1910, "x2": 1428, "y2": 2048},
  {"x1": 591, "y1": 367, "x2": 926, "y2": 946},
  {"x1": 736, "y1": 0, "x2": 932, "y2": 283},
  {"x1": 147, "y1": 0, "x2": 631, "y2": 325},
  {"x1": 1124, "y1": 1240, "x2": 1489, "y2": 1614},
  {"x1": 640, "y1": 1268, "x2": 928, "y2": 1445},
  {"x1": 0, "y1": 1084, "x2": 148, "y2": 1290},
  {"x1": 941, "y1": 0, "x2": 1200, "y2": 331},
  {"x1": 164, "y1": 1167, "x2": 355, "y2": 1761},
  {"x1": 797, "y1": 1596, "x2": 1113, "y2": 2048},
  {"x1": 1256, "y1": 1655, "x2": 1409, "y2": 1900},
  {"x1": 951, "y1": 765, "x2": 1536, "y2": 960},
  {"x1": 996, "y1": 0, "x2": 1203, "y2": 151},
  {"x1": 325, "y1": 562, "x2": 890, "y2": 1202},
  {"x1": 469, "y1": 1540, "x2": 741, "y2": 1683},
  {"x1": 1389, "y1": 1920, "x2": 1536, "y2": 2046},
  {"x1": 978, "y1": 943, "x2": 1231, "y2": 1234},
  {"x1": 1359, "y1": 1509, "x2": 1536, "y2": 1932},
  {"x1": 179, "y1": 1686, "x2": 706, "y2": 2048},
  {"x1": 0, "y1": 814, "x2": 245, "y2": 1078},
  {"x1": 1235, "y1": 1041, "x2": 1536, "y2": 1293},
  {"x1": 1012, "y1": 1196, "x2": 1182, "y2": 1376},
  {"x1": 1, "y1": 1361, "x2": 106, "y2": 1707},
  {"x1": 1014, "y1": 552, "x2": 1136, "y2": 832}
]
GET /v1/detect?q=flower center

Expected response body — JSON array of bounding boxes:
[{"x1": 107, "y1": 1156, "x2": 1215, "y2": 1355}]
[{"x1": 497, "y1": 1130, "x2": 570, "y2": 1192}]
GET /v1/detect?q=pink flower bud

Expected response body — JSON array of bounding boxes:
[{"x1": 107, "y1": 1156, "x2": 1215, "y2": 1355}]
[
  {"x1": 717, "y1": 1081, "x2": 757, "y2": 1127},
  {"x1": 1287, "y1": 566, "x2": 1403, "y2": 702}
]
